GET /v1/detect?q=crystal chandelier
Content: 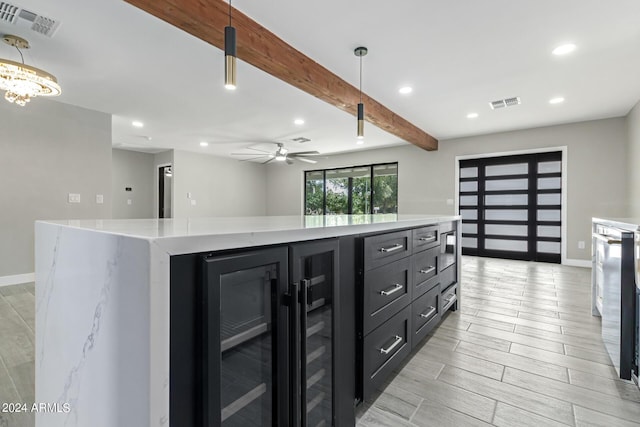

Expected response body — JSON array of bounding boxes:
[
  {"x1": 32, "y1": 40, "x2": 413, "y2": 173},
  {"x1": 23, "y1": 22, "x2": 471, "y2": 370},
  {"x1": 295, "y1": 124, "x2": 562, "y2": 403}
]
[{"x1": 0, "y1": 35, "x2": 61, "y2": 107}]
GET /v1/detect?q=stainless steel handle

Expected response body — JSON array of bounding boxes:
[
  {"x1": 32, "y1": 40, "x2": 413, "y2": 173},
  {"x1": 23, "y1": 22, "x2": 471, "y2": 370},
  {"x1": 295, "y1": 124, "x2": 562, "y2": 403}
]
[
  {"x1": 444, "y1": 294, "x2": 456, "y2": 304},
  {"x1": 419, "y1": 306, "x2": 437, "y2": 319},
  {"x1": 592, "y1": 233, "x2": 621, "y2": 245},
  {"x1": 379, "y1": 283, "x2": 403, "y2": 296},
  {"x1": 419, "y1": 236, "x2": 436, "y2": 242},
  {"x1": 419, "y1": 266, "x2": 436, "y2": 275},
  {"x1": 379, "y1": 243, "x2": 403, "y2": 253},
  {"x1": 379, "y1": 335, "x2": 403, "y2": 354}
]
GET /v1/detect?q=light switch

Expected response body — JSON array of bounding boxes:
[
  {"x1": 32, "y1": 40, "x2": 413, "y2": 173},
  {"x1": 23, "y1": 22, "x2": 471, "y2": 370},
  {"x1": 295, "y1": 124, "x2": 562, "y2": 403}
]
[
  {"x1": 96, "y1": 194, "x2": 104, "y2": 204},
  {"x1": 578, "y1": 241, "x2": 585, "y2": 249},
  {"x1": 187, "y1": 192, "x2": 192, "y2": 199},
  {"x1": 68, "y1": 193, "x2": 81, "y2": 203},
  {"x1": 127, "y1": 199, "x2": 132, "y2": 205}
]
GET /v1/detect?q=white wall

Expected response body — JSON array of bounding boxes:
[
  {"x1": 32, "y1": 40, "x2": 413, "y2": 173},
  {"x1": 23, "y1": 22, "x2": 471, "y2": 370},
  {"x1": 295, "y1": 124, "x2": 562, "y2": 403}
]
[
  {"x1": 266, "y1": 118, "x2": 628, "y2": 261},
  {"x1": 0, "y1": 99, "x2": 112, "y2": 278},
  {"x1": 112, "y1": 149, "x2": 154, "y2": 219},
  {"x1": 626, "y1": 101, "x2": 640, "y2": 217},
  {"x1": 172, "y1": 150, "x2": 268, "y2": 218}
]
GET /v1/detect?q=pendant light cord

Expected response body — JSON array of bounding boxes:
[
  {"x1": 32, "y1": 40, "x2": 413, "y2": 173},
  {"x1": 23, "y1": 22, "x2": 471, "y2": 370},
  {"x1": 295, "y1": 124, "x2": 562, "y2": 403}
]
[{"x1": 15, "y1": 46, "x2": 24, "y2": 64}]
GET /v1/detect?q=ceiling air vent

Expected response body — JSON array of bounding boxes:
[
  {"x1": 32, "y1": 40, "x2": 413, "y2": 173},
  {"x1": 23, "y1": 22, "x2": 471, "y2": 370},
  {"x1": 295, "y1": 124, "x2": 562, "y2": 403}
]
[
  {"x1": 489, "y1": 96, "x2": 521, "y2": 110},
  {"x1": 292, "y1": 137, "x2": 311, "y2": 143},
  {"x1": 0, "y1": 2, "x2": 19, "y2": 24},
  {"x1": 0, "y1": 2, "x2": 60, "y2": 37}
]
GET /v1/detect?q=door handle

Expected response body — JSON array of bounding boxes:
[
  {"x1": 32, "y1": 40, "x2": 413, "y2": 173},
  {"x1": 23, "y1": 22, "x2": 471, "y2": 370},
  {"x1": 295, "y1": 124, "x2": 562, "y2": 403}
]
[
  {"x1": 379, "y1": 283, "x2": 403, "y2": 296},
  {"x1": 419, "y1": 266, "x2": 436, "y2": 275},
  {"x1": 419, "y1": 306, "x2": 437, "y2": 319},
  {"x1": 419, "y1": 236, "x2": 436, "y2": 243},
  {"x1": 379, "y1": 243, "x2": 403, "y2": 253},
  {"x1": 379, "y1": 335, "x2": 403, "y2": 355}
]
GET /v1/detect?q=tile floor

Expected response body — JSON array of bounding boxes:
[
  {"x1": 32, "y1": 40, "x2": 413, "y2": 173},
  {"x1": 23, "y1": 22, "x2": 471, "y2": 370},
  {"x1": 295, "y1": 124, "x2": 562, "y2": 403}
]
[
  {"x1": 1, "y1": 257, "x2": 639, "y2": 426},
  {"x1": 356, "y1": 256, "x2": 640, "y2": 426}
]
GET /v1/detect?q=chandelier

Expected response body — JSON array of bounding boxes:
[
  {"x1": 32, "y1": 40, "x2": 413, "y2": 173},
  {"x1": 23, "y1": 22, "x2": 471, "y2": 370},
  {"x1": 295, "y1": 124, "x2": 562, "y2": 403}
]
[{"x1": 0, "y1": 34, "x2": 61, "y2": 106}]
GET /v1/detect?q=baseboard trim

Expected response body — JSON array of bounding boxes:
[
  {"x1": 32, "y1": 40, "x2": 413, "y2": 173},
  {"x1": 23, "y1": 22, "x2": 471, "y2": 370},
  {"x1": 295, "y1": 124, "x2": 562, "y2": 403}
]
[
  {"x1": 563, "y1": 259, "x2": 591, "y2": 268},
  {"x1": 0, "y1": 273, "x2": 35, "y2": 287}
]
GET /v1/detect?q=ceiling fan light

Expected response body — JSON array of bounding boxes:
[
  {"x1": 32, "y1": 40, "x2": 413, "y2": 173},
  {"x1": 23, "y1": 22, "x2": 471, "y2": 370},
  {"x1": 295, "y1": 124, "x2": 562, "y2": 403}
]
[{"x1": 275, "y1": 154, "x2": 287, "y2": 161}]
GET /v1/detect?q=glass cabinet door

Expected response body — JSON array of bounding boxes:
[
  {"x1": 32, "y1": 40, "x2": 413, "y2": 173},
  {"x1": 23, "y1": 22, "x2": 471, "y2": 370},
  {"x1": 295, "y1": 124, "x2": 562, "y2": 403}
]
[
  {"x1": 203, "y1": 248, "x2": 289, "y2": 427},
  {"x1": 290, "y1": 240, "x2": 339, "y2": 427}
]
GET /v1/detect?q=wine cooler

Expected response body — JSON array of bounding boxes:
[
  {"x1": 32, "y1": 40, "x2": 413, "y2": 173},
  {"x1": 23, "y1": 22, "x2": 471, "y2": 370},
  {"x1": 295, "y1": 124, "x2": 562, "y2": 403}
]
[{"x1": 202, "y1": 240, "x2": 339, "y2": 427}]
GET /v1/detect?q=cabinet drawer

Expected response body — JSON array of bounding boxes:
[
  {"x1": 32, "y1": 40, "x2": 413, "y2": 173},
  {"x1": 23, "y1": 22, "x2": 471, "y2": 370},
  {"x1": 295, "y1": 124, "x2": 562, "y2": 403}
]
[
  {"x1": 411, "y1": 285, "x2": 440, "y2": 350},
  {"x1": 441, "y1": 283, "x2": 458, "y2": 313},
  {"x1": 364, "y1": 230, "x2": 411, "y2": 271},
  {"x1": 412, "y1": 225, "x2": 439, "y2": 252},
  {"x1": 412, "y1": 246, "x2": 439, "y2": 298},
  {"x1": 363, "y1": 305, "x2": 411, "y2": 400},
  {"x1": 363, "y1": 257, "x2": 411, "y2": 335},
  {"x1": 439, "y1": 264, "x2": 457, "y2": 290}
]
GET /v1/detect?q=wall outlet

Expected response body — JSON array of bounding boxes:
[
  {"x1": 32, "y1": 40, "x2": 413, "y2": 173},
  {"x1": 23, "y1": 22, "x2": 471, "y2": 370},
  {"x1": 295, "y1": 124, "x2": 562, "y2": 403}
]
[
  {"x1": 68, "y1": 193, "x2": 81, "y2": 203},
  {"x1": 96, "y1": 194, "x2": 104, "y2": 204},
  {"x1": 191, "y1": 199, "x2": 197, "y2": 206},
  {"x1": 127, "y1": 199, "x2": 132, "y2": 205},
  {"x1": 578, "y1": 240, "x2": 585, "y2": 249},
  {"x1": 446, "y1": 199, "x2": 454, "y2": 206}
]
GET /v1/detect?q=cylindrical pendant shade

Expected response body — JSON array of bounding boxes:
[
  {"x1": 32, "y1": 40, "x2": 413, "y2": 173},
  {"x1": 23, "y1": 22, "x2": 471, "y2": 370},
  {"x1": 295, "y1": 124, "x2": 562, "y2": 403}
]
[
  {"x1": 224, "y1": 26, "x2": 237, "y2": 90},
  {"x1": 357, "y1": 103, "x2": 364, "y2": 139}
]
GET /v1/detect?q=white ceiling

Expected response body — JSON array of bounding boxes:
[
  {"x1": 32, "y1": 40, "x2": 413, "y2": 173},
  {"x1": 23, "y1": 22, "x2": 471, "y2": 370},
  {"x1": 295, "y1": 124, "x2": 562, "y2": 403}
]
[{"x1": 1, "y1": 0, "x2": 640, "y2": 161}]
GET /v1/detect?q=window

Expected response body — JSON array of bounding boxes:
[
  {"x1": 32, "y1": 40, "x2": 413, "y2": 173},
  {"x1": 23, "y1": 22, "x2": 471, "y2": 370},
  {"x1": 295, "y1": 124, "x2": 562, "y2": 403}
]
[{"x1": 304, "y1": 163, "x2": 398, "y2": 215}]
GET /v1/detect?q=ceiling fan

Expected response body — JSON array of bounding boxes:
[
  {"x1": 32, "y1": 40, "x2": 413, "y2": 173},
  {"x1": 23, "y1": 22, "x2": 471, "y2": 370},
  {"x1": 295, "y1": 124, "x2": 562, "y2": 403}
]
[{"x1": 231, "y1": 143, "x2": 321, "y2": 165}]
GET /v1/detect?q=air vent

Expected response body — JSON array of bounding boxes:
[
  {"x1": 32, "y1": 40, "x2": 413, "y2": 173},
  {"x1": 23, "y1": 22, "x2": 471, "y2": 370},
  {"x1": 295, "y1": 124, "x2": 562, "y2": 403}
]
[
  {"x1": 489, "y1": 96, "x2": 521, "y2": 110},
  {"x1": 0, "y1": 2, "x2": 60, "y2": 37},
  {"x1": 0, "y1": 2, "x2": 19, "y2": 24},
  {"x1": 292, "y1": 137, "x2": 311, "y2": 143}
]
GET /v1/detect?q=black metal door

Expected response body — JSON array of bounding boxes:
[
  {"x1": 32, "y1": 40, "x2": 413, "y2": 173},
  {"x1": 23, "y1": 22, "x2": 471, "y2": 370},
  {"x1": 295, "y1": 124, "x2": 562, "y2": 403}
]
[
  {"x1": 289, "y1": 240, "x2": 340, "y2": 427},
  {"x1": 459, "y1": 152, "x2": 562, "y2": 263},
  {"x1": 202, "y1": 247, "x2": 289, "y2": 427}
]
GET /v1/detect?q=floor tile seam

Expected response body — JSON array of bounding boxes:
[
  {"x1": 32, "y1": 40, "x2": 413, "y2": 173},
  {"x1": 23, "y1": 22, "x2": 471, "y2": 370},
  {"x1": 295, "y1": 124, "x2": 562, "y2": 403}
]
[
  {"x1": 509, "y1": 343, "x2": 615, "y2": 373},
  {"x1": 502, "y1": 367, "x2": 640, "y2": 423},
  {"x1": 1, "y1": 292, "x2": 35, "y2": 338},
  {"x1": 493, "y1": 401, "x2": 576, "y2": 427},
  {"x1": 0, "y1": 352, "x2": 26, "y2": 403}
]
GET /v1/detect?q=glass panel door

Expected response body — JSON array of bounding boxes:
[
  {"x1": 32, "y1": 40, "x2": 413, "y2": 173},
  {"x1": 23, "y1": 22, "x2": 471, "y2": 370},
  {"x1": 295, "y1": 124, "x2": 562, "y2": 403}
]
[
  {"x1": 203, "y1": 248, "x2": 289, "y2": 427},
  {"x1": 290, "y1": 240, "x2": 338, "y2": 427}
]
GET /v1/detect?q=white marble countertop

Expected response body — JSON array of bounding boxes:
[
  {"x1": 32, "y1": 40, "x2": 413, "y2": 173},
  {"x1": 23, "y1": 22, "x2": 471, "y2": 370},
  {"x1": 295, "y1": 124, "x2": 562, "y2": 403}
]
[
  {"x1": 37, "y1": 214, "x2": 460, "y2": 255},
  {"x1": 592, "y1": 217, "x2": 640, "y2": 232}
]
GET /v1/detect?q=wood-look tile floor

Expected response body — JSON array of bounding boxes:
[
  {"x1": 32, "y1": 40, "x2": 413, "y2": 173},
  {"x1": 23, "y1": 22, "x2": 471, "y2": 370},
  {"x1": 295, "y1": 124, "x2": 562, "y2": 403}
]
[
  {"x1": 356, "y1": 256, "x2": 640, "y2": 427},
  {"x1": 0, "y1": 283, "x2": 35, "y2": 427}
]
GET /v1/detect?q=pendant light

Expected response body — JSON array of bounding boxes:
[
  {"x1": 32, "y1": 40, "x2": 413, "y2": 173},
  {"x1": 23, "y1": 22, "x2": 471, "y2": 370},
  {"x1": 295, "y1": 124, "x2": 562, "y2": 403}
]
[
  {"x1": 224, "y1": 0, "x2": 237, "y2": 90},
  {"x1": 354, "y1": 47, "x2": 368, "y2": 140}
]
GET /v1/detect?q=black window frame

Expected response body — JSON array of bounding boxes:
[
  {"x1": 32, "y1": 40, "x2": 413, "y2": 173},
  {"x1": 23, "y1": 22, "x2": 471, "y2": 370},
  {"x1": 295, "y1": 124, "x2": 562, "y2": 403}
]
[{"x1": 303, "y1": 162, "x2": 398, "y2": 215}]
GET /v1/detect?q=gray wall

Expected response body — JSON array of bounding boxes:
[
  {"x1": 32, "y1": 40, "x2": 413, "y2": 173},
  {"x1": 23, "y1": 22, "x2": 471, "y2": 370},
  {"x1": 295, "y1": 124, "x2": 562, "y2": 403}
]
[
  {"x1": 0, "y1": 99, "x2": 112, "y2": 276},
  {"x1": 266, "y1": 118, "x2": 629, "y2": 261},
  {"x1": 153, "y1": 150, "x2": 174, "y2": 219},
  {"x1": 627, "y1": 101, "x2": 640, "y2": 217},
  {"x1": 112, "y1": 149, "x2": 154, "y2": 219},
  {"x1": 172, "y1": 150, "x2": 267, "y2": 218}
]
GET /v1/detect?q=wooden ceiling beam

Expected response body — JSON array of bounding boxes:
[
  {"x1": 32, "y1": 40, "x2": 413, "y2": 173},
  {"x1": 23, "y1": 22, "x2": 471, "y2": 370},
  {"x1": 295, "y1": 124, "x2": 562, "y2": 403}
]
[{"x1": 124, "y1": 0, "x2": 438, "y2": 151}]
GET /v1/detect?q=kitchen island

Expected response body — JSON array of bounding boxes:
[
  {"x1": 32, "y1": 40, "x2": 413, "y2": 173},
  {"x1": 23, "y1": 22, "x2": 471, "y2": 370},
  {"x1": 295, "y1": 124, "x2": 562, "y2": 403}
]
[{"x1": 35, "y1": 214, "x2": 460, "y2": 427}]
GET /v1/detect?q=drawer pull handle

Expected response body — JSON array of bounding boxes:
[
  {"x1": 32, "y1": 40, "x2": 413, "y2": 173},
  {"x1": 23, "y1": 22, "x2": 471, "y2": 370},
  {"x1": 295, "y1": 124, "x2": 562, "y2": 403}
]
[
  {"x1": 379, "y1": 283, "x2": 403, "y2": 296},
  {"x1": 379, "y1": 335, "x2": 403, "y2": 354},
  {"x1": 419, "y1": 236, "x2": 436, "y2": 242},
  {"x1": 444, "y1": 294, "x2": 456, "y2": 304},
  {"x1": 419, "y1": 306, "x2": 437, "y2": 319},
  {"x1": 379, "y1": 243, "x2": 404, "y2": 253},
  {"x1": 419, "y1": 266, "x2": 436, "y2": 275}
]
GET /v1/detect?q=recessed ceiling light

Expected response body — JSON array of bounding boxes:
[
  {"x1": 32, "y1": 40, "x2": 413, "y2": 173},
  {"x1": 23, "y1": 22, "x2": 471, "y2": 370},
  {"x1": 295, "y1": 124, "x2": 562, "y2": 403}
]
[
  {"x1": 467, "y1": 113, "x2": 479, "y2": 119},
  {"x1": 398, "y1": 86, "x2": 413, "y2": 95},
  {"x1": 200, "y1": 141, "x2": 209, "y2": 147},
  {"x1": 132, "y1": 121, "x2": 144, "y2": 128},
  {"x1": 294, "y1": 118, "x2": 305, "y2": 125},
  {"x1": 549, "y1": 97, "x2": 565, "y2": 104},
  {"x1": 552, "y1": 43, "x2": 576, "y2": 56}
]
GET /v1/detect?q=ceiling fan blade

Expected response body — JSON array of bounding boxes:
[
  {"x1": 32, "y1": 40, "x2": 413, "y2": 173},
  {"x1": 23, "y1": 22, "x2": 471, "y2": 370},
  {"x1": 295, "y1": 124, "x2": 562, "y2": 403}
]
[
  {"x1": 296, "y1": 157, "x2": 317, "y2": 164},
  {"x1": 246, "y1": 147, "x2": 273, "y2": 154},
  {"x1": 262, "y1": 158, "x2": 275, "y2": 164},
  {"x1": 238, "y1": 156, "x2": 269, "y2": 162},
  {"x1": 231, "y1": 152, "x2": 268, "y2": 156},
  {"x1": 289, "y1": 151, "x2": 320, "y2": 156}
]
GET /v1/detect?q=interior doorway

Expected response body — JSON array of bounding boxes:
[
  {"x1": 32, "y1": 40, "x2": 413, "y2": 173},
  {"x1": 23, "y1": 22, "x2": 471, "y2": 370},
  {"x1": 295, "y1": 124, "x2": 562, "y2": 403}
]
[{"x1": 159, "y1": 165, "x2": 172, "y2": 218}]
